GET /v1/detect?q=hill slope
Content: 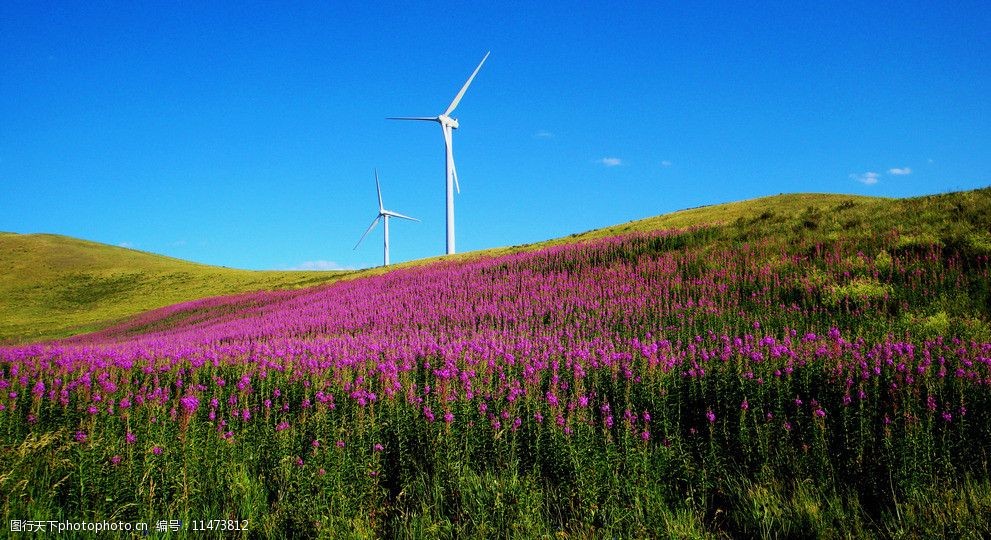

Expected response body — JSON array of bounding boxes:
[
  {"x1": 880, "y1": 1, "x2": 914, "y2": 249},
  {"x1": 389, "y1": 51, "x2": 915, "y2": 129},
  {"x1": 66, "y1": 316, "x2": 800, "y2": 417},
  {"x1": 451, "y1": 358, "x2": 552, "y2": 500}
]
[
  {"x1": 2, "y1": 188, "x2": 991, "y2": 537},
  {"x1": 0, "y1": 233, "x2": 347, "y2": 343},
  {"x1": 4, "y1": 188, "x2": 990, "y2": 343},
  {"x1": 55, "y1": 186, "x2": 991, "y2": 349}
]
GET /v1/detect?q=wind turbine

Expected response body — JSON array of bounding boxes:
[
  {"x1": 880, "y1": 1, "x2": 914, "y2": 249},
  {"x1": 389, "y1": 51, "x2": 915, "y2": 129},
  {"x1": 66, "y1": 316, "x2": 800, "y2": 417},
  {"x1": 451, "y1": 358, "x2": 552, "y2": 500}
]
[
  {"x1": 353, "y1": 170, "x2": 419, "y2": 266},
  {"x1": 388, "y1": 51, "x2": 489, "y2": 255}
]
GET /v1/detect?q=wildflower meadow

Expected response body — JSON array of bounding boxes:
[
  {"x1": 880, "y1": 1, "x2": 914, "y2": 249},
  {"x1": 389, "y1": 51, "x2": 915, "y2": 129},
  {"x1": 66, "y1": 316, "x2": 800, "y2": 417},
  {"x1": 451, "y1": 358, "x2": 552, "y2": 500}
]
[{"x1": 2, "y1": 193, "x2": 991, "y2": 537}]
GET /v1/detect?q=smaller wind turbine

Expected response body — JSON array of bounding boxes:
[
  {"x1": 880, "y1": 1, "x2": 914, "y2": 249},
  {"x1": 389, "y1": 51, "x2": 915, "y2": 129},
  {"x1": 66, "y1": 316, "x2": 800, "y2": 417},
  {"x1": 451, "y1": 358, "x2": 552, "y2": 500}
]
[{"x1": 354, "y1": 170, "x2": 419, "y2": 266}]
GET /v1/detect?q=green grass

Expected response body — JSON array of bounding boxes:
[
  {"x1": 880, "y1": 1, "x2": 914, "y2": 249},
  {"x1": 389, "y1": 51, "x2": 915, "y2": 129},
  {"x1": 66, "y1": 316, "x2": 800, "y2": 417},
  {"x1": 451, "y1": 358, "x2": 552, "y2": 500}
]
[
  {"x1": 0, "y1": 233, "x2": 350, "y2": 343},
  {"x1": 547, "y1": 189, "x2": 991, "y2": 248}
]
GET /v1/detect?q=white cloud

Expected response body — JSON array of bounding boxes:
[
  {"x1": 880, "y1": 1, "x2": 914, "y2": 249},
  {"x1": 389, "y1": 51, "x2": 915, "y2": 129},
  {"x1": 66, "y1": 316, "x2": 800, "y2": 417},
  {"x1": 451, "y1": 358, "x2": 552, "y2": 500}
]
[
  {"x1": 533, "y1": 130, "x2": 554, "y2": 139},
  {"x1": 290, "y1": 260, "x2": 349, "y2": 271},
  {"x1": 118, "y1": 242, "x2": 134, "y2": 248},
  {"x1": 598, "y1": 157, "x2": 623, "y2": 167},
  {"x1": 888, "y1": 167, "x2": 912, "y2": 175},
  {"x1": 850, "y1": 171, "x2": 880, "y2": 185},
  {"x1": 661, "y1": 160, "x2": 673, "y2": 167}
]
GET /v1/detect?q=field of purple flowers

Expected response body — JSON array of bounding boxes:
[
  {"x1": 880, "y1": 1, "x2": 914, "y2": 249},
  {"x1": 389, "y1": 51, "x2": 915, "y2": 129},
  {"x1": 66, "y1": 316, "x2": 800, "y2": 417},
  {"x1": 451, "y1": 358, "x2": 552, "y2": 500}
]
[{"x1": 3, "y1": 192, "x2": 991, "y2": 537}]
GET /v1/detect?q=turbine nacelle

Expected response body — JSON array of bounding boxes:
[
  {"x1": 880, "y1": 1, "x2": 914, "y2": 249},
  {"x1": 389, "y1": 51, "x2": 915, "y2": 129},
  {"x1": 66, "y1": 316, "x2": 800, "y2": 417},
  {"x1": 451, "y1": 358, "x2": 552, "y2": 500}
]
[{"x1": 438, "y1": 115, "x2": 459, "y2": 129}]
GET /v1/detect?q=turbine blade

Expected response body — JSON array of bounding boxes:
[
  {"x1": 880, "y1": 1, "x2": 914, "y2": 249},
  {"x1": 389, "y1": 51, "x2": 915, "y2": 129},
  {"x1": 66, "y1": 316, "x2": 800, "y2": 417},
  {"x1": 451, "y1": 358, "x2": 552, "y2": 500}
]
[
  {"x1": 353, "y1": 216, "x2": 381, "y2": 250},
  {"x1": 443, "y1": 125, "x2": 460, "y2": 194},
  {"x1": 375, "y1": 169, "x2": 384, "y2": 213},
  {"x1": 385, "y1": 210, "x2": 420, "y2": 222},
  {"x1": 444, "y1": 51, "x2": 490, "y2": 116},
  {"x1": 451, "y1": 156, "x2": 460, "y2": 194},
  {"x1": 387, "y1": 116, "x2": 438, "y2": 121},
  {"x1": 451, "y1": 153, "x2": 460, "y2": 194}
]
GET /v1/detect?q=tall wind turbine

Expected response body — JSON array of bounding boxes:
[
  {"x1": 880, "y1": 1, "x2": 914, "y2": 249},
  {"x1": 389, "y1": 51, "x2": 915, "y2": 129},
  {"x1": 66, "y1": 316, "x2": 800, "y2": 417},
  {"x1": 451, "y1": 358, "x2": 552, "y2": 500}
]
[
  {"x1": 353, "y1": 170, "x2": 419, "y2": 266},
  {"x1": 388, "y1": 51, "x2": 489, "y2": 255}
]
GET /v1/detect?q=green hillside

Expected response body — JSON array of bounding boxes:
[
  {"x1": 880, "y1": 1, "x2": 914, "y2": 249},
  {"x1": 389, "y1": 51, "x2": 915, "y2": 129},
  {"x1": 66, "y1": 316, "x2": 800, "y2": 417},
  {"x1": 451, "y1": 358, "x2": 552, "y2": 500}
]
[
  {"x1": 0, "y1": 233, "x2": 347, "y2": 343},
  {"x1": 417, "y1": 189, "x2": 991, "y2": 274},
  {"x1": 4, "y1": 188, "x2": 990, "y2": 344}
]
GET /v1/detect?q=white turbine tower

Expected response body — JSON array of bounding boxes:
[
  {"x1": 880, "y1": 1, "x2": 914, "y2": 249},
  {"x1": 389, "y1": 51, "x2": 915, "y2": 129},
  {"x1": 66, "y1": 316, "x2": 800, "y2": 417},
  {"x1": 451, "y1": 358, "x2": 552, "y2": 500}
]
[
  {"x1": 353, "y1": 170, "x2": 419, "y2": 266},
  {"x1": 388, "y1": 51, "x2": 489, "y2": 255}
]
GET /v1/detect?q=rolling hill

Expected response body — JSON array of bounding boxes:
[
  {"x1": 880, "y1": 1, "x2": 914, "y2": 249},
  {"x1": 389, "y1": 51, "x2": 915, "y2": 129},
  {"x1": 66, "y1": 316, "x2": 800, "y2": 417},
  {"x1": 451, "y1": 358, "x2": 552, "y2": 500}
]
[{"x1": 0, "y1": 233, "x2": 348, "y2": 343}]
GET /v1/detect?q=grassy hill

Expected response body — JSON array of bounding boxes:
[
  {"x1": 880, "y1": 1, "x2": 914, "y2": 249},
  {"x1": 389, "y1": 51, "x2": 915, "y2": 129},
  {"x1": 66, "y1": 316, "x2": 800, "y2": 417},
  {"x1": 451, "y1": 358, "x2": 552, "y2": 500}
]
[
  {"x1": 384, "y1": 188, "x2": 991, "y2": 283},
  {"x1": 0, "y1": 233, "x2": 348, "y2": 343},
  {"x1": 3, "y1": 188, "x2": 990, "y2": 344},
  {"x1": 537, "y1": 189, "x2": 991, "y2": 247}
]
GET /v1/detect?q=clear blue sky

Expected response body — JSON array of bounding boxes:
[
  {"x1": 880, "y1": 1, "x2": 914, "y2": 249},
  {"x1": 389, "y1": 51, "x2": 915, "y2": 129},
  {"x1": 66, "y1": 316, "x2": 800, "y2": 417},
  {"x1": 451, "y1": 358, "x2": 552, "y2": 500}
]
[{"x1": 2, "y1": 2, "x2": 989, "y2": 270}]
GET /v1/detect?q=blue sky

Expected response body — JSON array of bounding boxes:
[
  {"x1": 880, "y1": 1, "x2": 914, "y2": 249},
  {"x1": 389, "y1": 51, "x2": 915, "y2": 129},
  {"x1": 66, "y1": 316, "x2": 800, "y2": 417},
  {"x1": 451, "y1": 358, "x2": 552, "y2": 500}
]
[{"x1": 2, "y1": 2, "x2": 989, "y2": 270}]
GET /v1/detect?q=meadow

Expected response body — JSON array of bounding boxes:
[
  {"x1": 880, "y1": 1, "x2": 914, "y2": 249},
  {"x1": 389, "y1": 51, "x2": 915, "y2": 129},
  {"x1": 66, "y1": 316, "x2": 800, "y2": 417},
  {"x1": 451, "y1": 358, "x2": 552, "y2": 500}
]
[{"x1": 2, "y1": 189, "x2": 991, "y2": 538}]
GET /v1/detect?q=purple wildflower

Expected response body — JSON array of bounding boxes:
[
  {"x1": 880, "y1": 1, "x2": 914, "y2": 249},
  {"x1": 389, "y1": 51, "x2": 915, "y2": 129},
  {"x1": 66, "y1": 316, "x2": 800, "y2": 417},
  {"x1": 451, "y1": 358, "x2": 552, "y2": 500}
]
[{"x1": 180, "y1": 395, "x2": 199, "y2": 413}]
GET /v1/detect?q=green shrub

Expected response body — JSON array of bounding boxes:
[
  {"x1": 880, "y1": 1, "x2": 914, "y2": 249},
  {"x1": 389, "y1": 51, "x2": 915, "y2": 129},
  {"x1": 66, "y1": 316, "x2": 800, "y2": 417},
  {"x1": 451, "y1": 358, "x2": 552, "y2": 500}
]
[{"x1": 827, "y1": 278, "x2": 893, "y2": 308}]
